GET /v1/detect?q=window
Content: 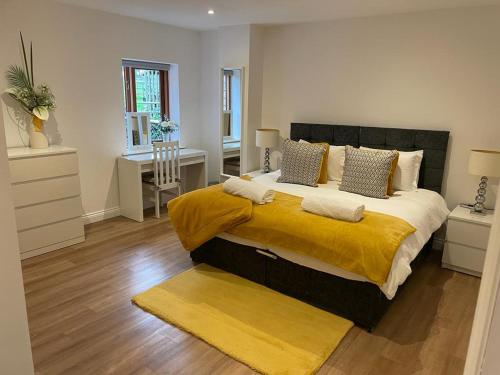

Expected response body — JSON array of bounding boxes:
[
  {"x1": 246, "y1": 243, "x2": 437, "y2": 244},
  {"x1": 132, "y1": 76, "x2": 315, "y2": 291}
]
[
  {"x1": 222, "y1": 70, "x2": 232, "y2": 138},
  {"x1": 223, "y1": 70, "x2": 231, "y2": 112},
  {"x1": 122, "y1": 60, "x2": 170, "y2": 146}
]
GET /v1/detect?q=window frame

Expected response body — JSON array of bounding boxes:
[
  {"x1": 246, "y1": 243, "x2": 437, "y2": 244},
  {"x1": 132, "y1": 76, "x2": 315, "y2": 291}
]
[
  {"x1": 222, "y1": 70, "x2": 232, "y2": 113},
  {"x1": 222, "y1": 70, "x2": 233, "y2": 139},
  {"x1": 122, "y1": 60, "x2": 174, "y2": 152},
  {"x1": 123, "y1": 66, "x2": 170, "y2": 119}
]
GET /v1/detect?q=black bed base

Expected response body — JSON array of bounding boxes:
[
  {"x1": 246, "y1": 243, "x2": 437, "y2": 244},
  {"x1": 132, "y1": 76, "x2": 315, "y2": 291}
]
[{"x1": 190, "y1": 236, "x2": 433, "y2": 330}]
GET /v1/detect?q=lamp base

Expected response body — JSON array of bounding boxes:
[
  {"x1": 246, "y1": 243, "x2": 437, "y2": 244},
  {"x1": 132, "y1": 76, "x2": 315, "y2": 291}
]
[
  {"x1": 471, "y1": 176, "x2": 488, "y2": 214},
  {"x1": 263, "y1": 147, "x2": 271, "y2": 173}
]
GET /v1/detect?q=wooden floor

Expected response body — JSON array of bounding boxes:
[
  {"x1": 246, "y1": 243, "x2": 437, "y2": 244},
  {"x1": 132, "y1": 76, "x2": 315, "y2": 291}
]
[{"x1": 22, "y1": 211, "x2": 480, "y2": 375}]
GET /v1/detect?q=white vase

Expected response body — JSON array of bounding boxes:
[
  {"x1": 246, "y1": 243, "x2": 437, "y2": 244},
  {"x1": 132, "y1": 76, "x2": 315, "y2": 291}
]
[{"x1": 30, "y1": 131, "x2": 49, "y2": 149}]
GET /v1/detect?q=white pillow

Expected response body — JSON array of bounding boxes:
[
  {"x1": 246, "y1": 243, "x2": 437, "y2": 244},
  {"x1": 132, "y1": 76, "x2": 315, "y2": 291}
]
[
  {"x1": 361, "y1": 147, "x2": 423, "y2": 191},
  {"x1": 393, "y1": 150, "x2": 423, "y2": 191},
  {"x1": 328, "y1": 145, "x2": 345, "y2": 182}
]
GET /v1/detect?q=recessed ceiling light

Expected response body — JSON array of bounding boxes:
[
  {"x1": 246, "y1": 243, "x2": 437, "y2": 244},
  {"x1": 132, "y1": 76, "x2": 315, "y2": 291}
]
[{"x1": 208, "y1": 9, "x2": 215, "y2": 15}]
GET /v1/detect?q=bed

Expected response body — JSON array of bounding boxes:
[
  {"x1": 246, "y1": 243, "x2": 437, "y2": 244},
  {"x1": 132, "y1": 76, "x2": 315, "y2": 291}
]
[{"x1": 190, "y1": 123, "x2": 450, "y2": 330}]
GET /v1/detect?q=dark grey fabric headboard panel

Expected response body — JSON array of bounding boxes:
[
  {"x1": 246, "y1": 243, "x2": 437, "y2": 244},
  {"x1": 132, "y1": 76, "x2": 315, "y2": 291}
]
[{"x1": 290, "y1": 123, "x2": 449, "y2": 193}]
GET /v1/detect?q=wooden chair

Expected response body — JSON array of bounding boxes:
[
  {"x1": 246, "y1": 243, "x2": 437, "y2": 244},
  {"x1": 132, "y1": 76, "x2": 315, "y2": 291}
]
[{"x1": 142, "y1": 141, "x2": 182, "y2": 218}]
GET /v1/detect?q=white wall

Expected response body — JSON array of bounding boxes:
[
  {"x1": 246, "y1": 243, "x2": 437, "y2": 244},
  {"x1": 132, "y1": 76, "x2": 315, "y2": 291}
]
[
  {"x1": 260, "y1": 6, "x2": 500, "y2": 209},
  {"x1": 0, "y1": 0, "x2": 201, "y2": 217},
  {"x1": 0, "y1": 101, "x2": 34, "y2": 373},
  {"x1": 199, "y1": 25, "x2": 252, "y2": 182},
  {"x1": 483, "y1": 280, "x2": 500, "y2": 374},
  {"x1": 199, "y1": 30, "x2": 221, "y2": 183},
  {"x1": 246, "y1": 25, "x2": 265, "y2": 173},
  {"x1": 464, "y1": 189, "x2": 500, "y2": 374},
  {"x1": 199, "y1": 25, "x2": 265, "y2": 182}
]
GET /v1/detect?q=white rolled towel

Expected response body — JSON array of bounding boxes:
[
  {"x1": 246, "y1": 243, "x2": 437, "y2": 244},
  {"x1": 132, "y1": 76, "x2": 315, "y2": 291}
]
[
  {"x1": 223, "y1": 177, "x2": 275, "y2": 204},
  {"x1": 301, "y1": 194, "x2": 365, "y2": 222}
]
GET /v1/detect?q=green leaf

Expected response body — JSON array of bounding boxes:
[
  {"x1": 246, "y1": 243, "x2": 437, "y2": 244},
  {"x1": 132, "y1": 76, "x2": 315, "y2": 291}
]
[
  {"x1": 33, "y1": 106, "x2": 49, "y2": 121},
  {"x1": 19, "y1": 31, "x2": 31, "y2": 87},
  {"x1": 6, "y1": 65, "x2": 32, "y2": 92},
  {"x1": 7, "y1": 92, "x2": 32, "y2": 114},
  {"x1": 30, "y1": 42, "x2": 34, "y2": 86}
]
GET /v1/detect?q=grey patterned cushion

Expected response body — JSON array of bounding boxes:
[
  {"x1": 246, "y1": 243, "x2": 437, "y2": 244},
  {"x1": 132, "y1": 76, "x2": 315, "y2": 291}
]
[
  {"x1": 339, "y1": 146, "x2": 398, "y2": 199},
  {"x1": 277, "y1": 139, "x2": 324, "y2": 187}
]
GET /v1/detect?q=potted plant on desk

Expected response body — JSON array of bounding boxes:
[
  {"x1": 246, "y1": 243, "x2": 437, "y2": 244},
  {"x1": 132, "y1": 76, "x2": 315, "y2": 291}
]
[
  {"x1": 160, "y1": 115, "x2": 179, "y2": 142},
  {"x1": 5, "y1": 32, "x2": 56, "y2": 149}
]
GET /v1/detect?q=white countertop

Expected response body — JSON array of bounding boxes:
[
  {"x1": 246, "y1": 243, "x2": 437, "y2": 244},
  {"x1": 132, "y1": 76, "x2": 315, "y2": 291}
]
[
  {"x1": 7, "y1": 146, "x2": 77, "y2": 160},
  {"x1": 449, "y1": 205, "x2": 494, "y2": 226},
  {"x1": 120, "y1": 148, "x2": 207, "y2": 164}
]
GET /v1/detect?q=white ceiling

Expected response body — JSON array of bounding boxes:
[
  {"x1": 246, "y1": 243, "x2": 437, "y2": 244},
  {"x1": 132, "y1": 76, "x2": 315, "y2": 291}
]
[{"x1": 56, "y1": 0, "x2": 500, "y2": 30}]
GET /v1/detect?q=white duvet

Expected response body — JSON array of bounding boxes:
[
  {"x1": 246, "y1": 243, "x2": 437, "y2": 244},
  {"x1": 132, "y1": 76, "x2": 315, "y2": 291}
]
[{"x1": 217, "y1": 170, "x2": 450, "y2": 299}]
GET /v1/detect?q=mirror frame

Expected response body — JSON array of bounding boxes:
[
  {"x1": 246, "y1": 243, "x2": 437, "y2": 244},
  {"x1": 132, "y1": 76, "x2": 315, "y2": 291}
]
[
  {"x1": 219, "y1": 67, "x2": 245, "y2": 181},
  {"x1": 125, "y1": 112, "x2": 152, "y2": 152}
]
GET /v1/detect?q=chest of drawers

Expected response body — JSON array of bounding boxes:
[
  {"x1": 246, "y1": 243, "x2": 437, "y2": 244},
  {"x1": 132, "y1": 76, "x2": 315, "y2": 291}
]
[
  {"x1": 8, "y1": 146, "x2": 85, "y2": 259},
  {"x1": 442, "y1": 206, "x2": 493, "y2": 276}
]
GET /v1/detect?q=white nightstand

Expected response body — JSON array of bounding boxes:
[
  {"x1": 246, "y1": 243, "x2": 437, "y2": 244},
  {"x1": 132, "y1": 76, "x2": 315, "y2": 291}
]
[{"x1": 442, "y1": 206, "x2": 494, "y2": 277}]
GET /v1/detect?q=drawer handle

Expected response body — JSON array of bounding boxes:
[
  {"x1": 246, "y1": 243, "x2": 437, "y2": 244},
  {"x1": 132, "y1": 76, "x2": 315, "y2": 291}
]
[{"x1": 256, "y1": 249, "x2": 277, "y2": 260}]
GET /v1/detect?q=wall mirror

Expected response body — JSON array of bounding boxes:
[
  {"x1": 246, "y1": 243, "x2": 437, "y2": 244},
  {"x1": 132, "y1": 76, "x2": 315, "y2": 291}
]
[{"x1": 220, "y1": 67, "x2": 244, "y2": 179}]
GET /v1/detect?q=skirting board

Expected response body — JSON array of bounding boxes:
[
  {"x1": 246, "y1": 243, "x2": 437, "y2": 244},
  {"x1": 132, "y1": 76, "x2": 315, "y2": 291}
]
[
  {"x1": 82, "y1": 207, "x2": 121, "y2": 225},
  {"x1": 20, "y1": 236, "x2": 85, "y2": 260},
  {"x1": 442, "y1": 263, "x2": 481, "y2": 278}
]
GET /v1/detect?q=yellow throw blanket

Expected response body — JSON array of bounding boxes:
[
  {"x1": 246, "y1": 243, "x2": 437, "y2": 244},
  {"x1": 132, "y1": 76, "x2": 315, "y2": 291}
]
[
  {"x1": 167, "y1": 184, "x2": 252, "y2": 251},
  {"x1": 168, "y1": 185, "x2": 416, "y2": 285}
]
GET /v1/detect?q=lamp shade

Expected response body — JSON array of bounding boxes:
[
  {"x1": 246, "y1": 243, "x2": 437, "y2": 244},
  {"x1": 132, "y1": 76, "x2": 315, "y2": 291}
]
[
  {"x1": 468, "y1": 149, "x2": 500, "y2": 177},
  {"x1": 256, "y1": 129, "x2": 279, "y2": 148}
]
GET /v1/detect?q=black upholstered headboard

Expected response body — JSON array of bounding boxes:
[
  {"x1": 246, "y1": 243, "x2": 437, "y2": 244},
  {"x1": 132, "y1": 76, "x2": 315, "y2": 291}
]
[{"x1": 290, "y1": 123, "x2": 449, "y2": 193}]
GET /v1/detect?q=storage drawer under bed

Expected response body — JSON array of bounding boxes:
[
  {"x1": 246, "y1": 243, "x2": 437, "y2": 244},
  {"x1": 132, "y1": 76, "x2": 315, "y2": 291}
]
[
  {"x1": 190, "y1": 237, "x2": 396, "y2": 329},
  {"x1": 191, "y1": 238, "x2": 267, "y2": 284}
]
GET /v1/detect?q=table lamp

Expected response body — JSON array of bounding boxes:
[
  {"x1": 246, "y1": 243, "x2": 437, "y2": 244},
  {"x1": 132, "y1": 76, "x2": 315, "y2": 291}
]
[
  {"x1": 256, "y1": 129, "x2": 279, "y2": 173},
  {"x1": 468, "y1": 149, "x2": 500, "y2": 214}
]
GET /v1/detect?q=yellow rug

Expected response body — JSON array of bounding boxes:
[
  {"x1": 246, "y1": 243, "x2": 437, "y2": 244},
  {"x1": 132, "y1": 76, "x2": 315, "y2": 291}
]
[{"x1": 132, "y1": 264, "x2": 353, "y2": 375}]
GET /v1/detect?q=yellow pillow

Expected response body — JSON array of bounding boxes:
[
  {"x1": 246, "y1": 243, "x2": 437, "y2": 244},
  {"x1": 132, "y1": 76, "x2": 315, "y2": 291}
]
[
  {"x1": 299, "y1": 140, "x2": 329, "y2": 184},
  {"x1": 387, "y1": 152, "x2": 399, "y2": 196},
  {"x1": 317, "y1": 143, "x2": 330, "y2": 184}
]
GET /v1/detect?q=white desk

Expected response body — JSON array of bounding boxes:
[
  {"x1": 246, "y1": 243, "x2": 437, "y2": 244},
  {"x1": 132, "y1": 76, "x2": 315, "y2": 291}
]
[{"x1": 118, "y1": 148, "x2": 208, "y2": 222}]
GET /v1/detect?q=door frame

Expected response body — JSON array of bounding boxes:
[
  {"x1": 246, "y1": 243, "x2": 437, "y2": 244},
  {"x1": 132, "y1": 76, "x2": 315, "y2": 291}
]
[{"x1": 464, "y1": 188, "x2": 500, "y2": 374}]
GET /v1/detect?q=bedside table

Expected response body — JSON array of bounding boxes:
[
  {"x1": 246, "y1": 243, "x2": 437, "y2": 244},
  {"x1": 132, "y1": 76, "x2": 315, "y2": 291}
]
[{"x1": 442, "y1": 206, "x2": 494, "y2": 277}]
